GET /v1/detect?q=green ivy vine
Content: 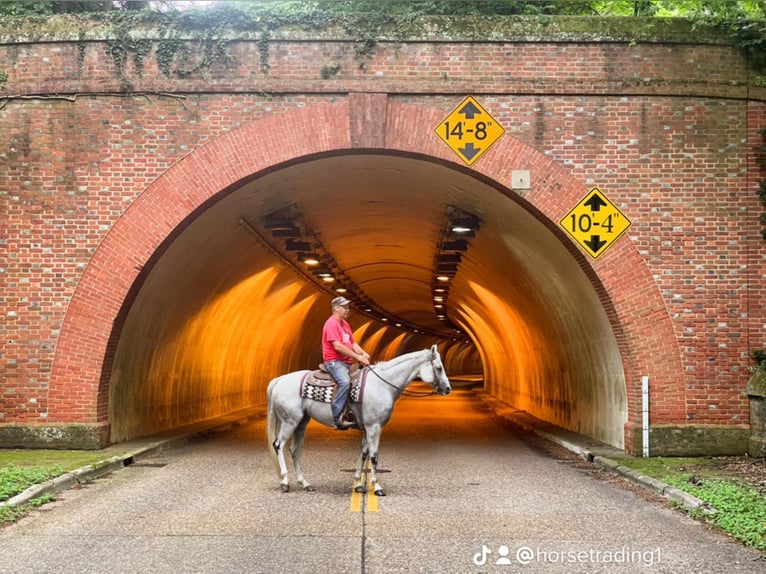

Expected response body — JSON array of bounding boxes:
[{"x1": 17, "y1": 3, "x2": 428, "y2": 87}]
[
  {"x1": 76, "y1": 31, "x2": 86, "y2": 76},
  {"x1": 758, "y1": 127, "x2": 766, "y2": 241},
  {"x1": 0, "y1": 69, "x2": 7, "y2": 91}
]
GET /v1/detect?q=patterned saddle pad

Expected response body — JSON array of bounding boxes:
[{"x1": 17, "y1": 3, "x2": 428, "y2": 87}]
[{"x1": 300, "y1": 367, "x2": 367, "y2": 404}]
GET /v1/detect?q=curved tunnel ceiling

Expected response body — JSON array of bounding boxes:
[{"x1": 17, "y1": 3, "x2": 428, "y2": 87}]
[{"x1": 109, "y1": 153, "x2": 627, "y2": 448}]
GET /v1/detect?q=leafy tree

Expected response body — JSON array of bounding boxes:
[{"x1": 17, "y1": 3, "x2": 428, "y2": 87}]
[
  {"x1": 0, "y1": 0, "x2": 149, "y2": 15},
  {"x1": 1, "y1": 0, "x2": 764, "y2": 18}
]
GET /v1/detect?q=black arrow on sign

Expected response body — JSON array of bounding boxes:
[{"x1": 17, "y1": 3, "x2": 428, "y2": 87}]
[
  {"x1": 458, "y1": 101, "x2": 482, "y2": 120},
  {"x1": 458, "y1": 142, "x2": 481, "y2": 161},
  {"x1": 584, "y1": 193, "x2": 608, "y2": 212},
  {"x1": 585, "y1": 235, "x2": 607, "y2": 253}
]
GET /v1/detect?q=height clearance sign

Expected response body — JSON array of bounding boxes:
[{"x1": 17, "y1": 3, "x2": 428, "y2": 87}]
[
  {"x1": 435, "y1": 96, "x2": 505, "y2": 166},
  {"x1": 559, "y1": 188, "x2": 632, "y2": 259}
]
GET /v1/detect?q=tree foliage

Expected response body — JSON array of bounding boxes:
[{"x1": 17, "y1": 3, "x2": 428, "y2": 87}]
[
  {"x1": 1, "y1": 0, "x2": 764, "y2": 18},
  {"x1": 0, "y1": 1, "x2": 148, "y2": 15}
]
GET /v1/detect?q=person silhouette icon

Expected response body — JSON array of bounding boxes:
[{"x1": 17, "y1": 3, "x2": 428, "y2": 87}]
[{"x1": 495, "y1": 545, "x2": 512, "y2": 565}]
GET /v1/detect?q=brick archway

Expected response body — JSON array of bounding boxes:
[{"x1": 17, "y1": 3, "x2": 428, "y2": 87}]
[{"x1": 48, "y1": 98, "x2": 684, "y2": 449}]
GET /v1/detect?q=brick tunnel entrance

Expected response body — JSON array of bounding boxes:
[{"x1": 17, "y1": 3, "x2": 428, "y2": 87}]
[
  {"x1": 47, "y1": 101, "x2": 681, "y2": 452},
  {"x1": 105, "y1": 150, "x2": 627, "y2": 447}
]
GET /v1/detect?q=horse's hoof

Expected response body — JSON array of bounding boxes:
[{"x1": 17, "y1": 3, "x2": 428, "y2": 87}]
[
  {"x1": 303, "y1": 485, "x2": 315, "y2": 492},
  {"x1": 280, "y1": 483, "x2": 290, "y2": 493},
  {"x1": 374, "y1": 489, "x2": 386, "y2": 497},
  {"x1": 354, "y1": 484, "x2": 365, "y2": 493}
]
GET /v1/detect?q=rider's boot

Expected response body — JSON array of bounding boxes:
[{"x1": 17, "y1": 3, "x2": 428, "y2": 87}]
[{"x1": 333, "y1": 416, "x2": 353, "y2": 430}]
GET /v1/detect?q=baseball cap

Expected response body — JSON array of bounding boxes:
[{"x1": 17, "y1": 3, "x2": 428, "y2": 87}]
[{"x1": 331, "y1": 296, "x2": 351, "y2": 308}]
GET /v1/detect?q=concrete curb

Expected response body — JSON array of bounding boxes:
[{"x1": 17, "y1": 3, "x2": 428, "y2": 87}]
[
  {"x1": 0, "y1": 409, "x2": 262, "y2": 510},
  {"x1": 474, "y1": 391, "x2": 714, "y2": 513}
]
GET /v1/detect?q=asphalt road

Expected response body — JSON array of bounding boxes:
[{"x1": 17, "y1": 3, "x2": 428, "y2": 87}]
[{"x1": 0, "y1": 388, "x2": 763, "y2": 573}]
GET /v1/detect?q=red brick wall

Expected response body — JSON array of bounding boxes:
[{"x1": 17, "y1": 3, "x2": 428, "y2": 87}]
[{"x1": 1, "y1": 29, "x2": 764, "y2": 441}]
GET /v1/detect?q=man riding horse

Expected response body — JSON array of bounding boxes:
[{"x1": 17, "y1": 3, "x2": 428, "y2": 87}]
[{"x1": 321, "y1": 296, "x2": 371, "y2": 430}]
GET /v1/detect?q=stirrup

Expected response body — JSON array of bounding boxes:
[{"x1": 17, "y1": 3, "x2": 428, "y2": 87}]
[{"x1": 333, "y1": 418, "x2": 353, "y2": 431}]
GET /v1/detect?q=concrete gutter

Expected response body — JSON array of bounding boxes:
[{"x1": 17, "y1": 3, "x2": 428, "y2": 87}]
[{"x1": 474, "y1": 391, "x2": 715, "y2": 514}]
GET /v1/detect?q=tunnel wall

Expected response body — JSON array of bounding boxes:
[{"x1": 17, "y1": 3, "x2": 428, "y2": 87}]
[{"x1": 1, "y1": 17, "x2": 764, "y2": 452}]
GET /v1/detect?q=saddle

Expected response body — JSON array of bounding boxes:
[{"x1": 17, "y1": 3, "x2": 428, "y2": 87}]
[{"x1": 300, "y1": 363, "x2": 367, "y2": 405}]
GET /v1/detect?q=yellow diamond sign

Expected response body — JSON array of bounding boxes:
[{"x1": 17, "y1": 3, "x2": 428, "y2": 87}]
[
  {"x1": 435, "y1": 96, "x2": 505, "y2": 166},
  {"x1": 560, "y1": 187, "x2": 632, "y2": 259}
]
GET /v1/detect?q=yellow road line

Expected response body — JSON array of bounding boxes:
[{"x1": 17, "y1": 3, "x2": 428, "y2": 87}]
[
  {"x1": 350, "y1": 480, "x2": 364, "y2": 512},
  {"x1": 350, "y1": 460, "x2": 380, "y2": 513},
  {"x1": 366, "y1": 480, "x2": 379, "y2": 512}
]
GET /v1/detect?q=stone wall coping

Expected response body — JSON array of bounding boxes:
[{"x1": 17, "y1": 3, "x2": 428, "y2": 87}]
[{"x1": 0, "y1": 14, "x2": 731, "y2": 46}]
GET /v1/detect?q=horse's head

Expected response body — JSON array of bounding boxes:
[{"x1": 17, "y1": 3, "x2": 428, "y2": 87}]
[{"x1": 421, "y1": 344, "x2": 451, "y2": 395}]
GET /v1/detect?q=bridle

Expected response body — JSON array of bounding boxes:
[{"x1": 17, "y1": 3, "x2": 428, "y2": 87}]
[{"x1": 366, "y1": 356, "x2": 447, "y2": 398}]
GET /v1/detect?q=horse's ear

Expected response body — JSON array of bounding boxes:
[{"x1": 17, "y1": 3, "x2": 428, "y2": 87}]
[{"x1": 430, "y1": 344, "x2": 438, "y2": 357}]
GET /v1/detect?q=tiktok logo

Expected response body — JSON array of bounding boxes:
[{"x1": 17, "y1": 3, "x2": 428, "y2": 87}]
[{"x1": 473, "y1": 544, "x2": 491, "y2": 565}]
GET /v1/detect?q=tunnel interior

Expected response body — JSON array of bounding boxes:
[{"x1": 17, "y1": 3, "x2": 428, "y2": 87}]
[{"x1": 108, "y1": 153, "x2": 627, "y2": 447}]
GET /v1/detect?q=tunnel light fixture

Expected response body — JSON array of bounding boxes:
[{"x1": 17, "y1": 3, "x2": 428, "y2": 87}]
[
  {"x1": 299, "y1": 252, "x2": 321, "y2": 266},
  {"x1": 264, "y1": 217, "x2": 296, "y2": 230},
  {"x1": 285, "y1": 239, "x2": 311, "y2": 251},
  {"x1": 441, "y1": 239, "x2": 468, "y2": 252},
  {"x1": 438, "y1": 253, "x2": 462, "y2": 263},
  {"x1": 335, "y1": 287, "x2": 347, "y2": 294},
  {"x1": 430, "y1": 206, "x2": 481, "y2": 332},
  {"x1": 450, "y1": 216, "x2": 480, "y2": 233},
  {"x1": 271, "y1": 228, "x2": 301, "y2": 238},
  {"x1": 321, "y1": 276, "x2": 336, "y2": 283}
]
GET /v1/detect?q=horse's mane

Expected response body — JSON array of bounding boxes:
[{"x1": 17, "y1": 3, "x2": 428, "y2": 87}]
[{"x1": 371, "y1": 348, "x2": 429, "y2": 370}]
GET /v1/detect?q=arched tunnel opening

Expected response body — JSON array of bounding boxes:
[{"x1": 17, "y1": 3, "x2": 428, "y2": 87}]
[{"x1": 107, "y1": 152, "x2": 627, "y2": 448}]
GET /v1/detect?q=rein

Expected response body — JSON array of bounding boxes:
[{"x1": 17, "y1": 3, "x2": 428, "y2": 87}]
[{"x1": 366, "y1": 363, "x2": 439, "y2": 398}]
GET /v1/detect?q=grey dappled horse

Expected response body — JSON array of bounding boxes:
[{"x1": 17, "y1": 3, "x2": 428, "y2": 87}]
[{"x1": 266, "y1": 344, "x2": 451, "y2": 496}]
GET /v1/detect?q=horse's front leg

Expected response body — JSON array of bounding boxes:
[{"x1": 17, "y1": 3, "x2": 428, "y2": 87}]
[
  {"x1": 365, "y1": 425, "x2": 385, "y2": 496},
  {"x1": 354, "y1": 436, "x2": 369, "y2": 493}
]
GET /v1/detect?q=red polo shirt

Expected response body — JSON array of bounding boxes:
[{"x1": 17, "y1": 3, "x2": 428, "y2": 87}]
[{"x1": 322, "y1": 316, "x2": 354, "y2": 363}]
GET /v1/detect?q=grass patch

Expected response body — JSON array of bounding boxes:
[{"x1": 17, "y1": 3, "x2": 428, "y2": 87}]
[
  {"x1": 618, "y1": 456, "x2": 766, "y2": 550},
  {"x1": 0, "y1": 505, "x2": 25, "y2": 524},
  {"x1": 663, "y1": 475, "x2": 766, "y2": 550},
  {"x1": 0, "y1": 463, "x2": 64, "y2": 502},
  {"x1": 0, "y1": 464, "x2": 66, "y2": 525},
  {"x1": 617, "y1": 456, "x2": 712, "y2": 477},
  {"x1": 0, "y1": 448, "x2": 128, "y2": 525},
  {"x1": 0, "y1": 449, "x2": 110, "y2": 471}
]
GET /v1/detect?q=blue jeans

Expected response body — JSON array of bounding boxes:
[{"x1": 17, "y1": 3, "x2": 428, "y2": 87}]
[{"x1": 325, "y1": 360, "x2": 351, "y2": 421}]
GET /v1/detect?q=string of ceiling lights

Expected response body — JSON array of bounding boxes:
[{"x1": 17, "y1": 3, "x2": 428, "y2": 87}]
[
  {"x1": 239, "y1": 203, "x2": 480, "y2": 341},
  {"x1": 432, "y1": 205, "x2": 480, "y2": 335}
]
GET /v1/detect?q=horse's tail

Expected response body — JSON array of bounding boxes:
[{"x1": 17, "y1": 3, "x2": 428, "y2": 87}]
[{"x1": 266, "y1": 376, "x2": 282, "y2": 476}]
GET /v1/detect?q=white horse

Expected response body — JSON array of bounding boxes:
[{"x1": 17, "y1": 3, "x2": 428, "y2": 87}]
[{"x1": 266, "y1": 344, "x2": 451, "y2": 496}]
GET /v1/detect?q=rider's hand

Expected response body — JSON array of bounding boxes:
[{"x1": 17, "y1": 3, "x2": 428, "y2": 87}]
[{"x1": 358, "y1": 353, "x2": 370, "y2": 366}]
